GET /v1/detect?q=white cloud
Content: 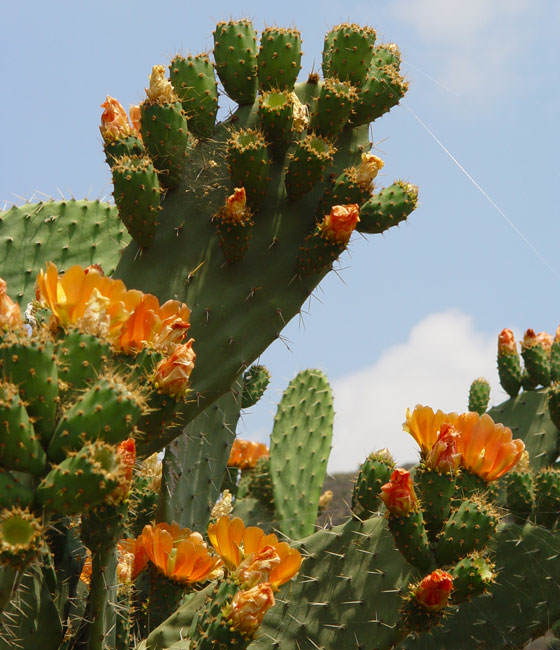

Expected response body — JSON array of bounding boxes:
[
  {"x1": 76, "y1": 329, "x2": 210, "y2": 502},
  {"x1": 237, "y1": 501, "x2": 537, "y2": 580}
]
[
  {"x1": 329, "y1": 310, "x2": 508, "y2": 473},
  {"x1": 390, "y1": 0, "x2": 535, "y2": 97}
]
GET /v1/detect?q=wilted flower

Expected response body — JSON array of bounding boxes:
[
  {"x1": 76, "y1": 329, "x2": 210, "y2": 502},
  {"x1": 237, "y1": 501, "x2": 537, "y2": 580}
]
[
  {"x1": 236, "y1": 546, "x2": 281, "y2": 588},
  {"x1": 380, "y1": 468, "x2": 419, "y2": 516},
  {"x1": 425, "y1": 424, "x2": 461, "y2": 473},
  {"x1": 221, "y1": 188, "x2": 247, "y2": 223},
  {"x1": 100, "y1": 96, "x2": 134, "y2": 143},
  {"x1": 0, "y1": 279, "x2": 23, "y2": 331},
  {"x1": 227, "y1": 583, "x2": 275, "y2": 635},
  {"x1": 228, "y1": 440, "x2": 269, "y2": 470},
  {"x1": 318, "y1": 490, "x2": 333, "y2": 510},
  {"x1": 403, "y1": 405, "x2": 458, "y2": 456},
  {"x1": 145, "y1": 65, "x2": 178, "y2": 103},
  {"x1": 414, "y1": 569, "x2": 453, "y2": 612},
  {"x1": 129, "y1": 105, "x2": 142, "y2": 137},
  {"x1": 498, "y1": 328, "x2": 517, "y2": 355},
  {"x1": 211, "y1": 489, "x2": 234, "y2": 520},
  {"x1": 154, "y1": 340, "x2": 196, "y2": 397},
  {"x1": 319, "y1": 204, "x2": 360, "y2": 244},
  {"x1": 356, "y1": 153, "x2": 384, "y2": 187}
]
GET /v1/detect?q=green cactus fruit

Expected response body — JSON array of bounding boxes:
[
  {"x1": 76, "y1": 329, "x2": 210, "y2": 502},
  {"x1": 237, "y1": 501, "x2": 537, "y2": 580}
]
[
  {"x1": 319, "y1": 165, "x2": 375, "y2": 218},
  {"x1": 0, "y1": 200, "x2": 129, "y2": 307},
  {"x1": 497, "y1": 333, "x2": 523, "y2": 398},
  {"x1": 468, "y1": 377, "x2": 490, "y2": 415},
  {"x1": 257, "y1": 27, "x2": 302, "y2": 92},
  {"x1": 400, "y1": 580, "x2": 452, "y2": 635},
  {"x1": 505, "y1": 470, "x2": 534, "y2": 523},
  {"x1": 372, "y1": 43, "x2": 402, "y2": 69},
  {"x1": 0, "y1": 382, "x2": 46, "y2": 475},
  {"x1": 104, "y1": 134, "x2": 145, "y2": 168},
  {"x1": 450, "y1": 553, "x2": 495, "y2": 603},
  {"x1": 309, "y1": 79, "x2": 357, "y2": 139},
  {"x1": 0, "y1": 335, "x2": 58, "y2": 444},
  {"x1": 551, "y1": 332, "x2": 560, "y2": 381},
  {"x1": 534, "y1": 467, "x2": 560, "y2": 529},
  {"x1": 522, "y1": 331, "x2": 552, "y2": 387},
  {"x1": 214, "y1": 201, "x2": 254, "y2": 265},
  {"x1": 350, "y1": 65, "x2": 408, "y2": 127},
  {"x1": 351, "y1": 448, "x2": 395, "y2": 517},
  {"x1": 297, "y1": 223, "x2": 351, "y2": 275},
  {"x1": 387, "y1": 509, "x2": 434, "y2": 572},
  {"x1": 112, "y1": 155, "x2": 162, "y2": 248},
  {"x1": 36, "y1": 441, "x2": 122, "y2": 514},
  {"x1": 414, "y1": 464, "x2": 456, "y2": 540},
  {"x1": 285, "y1": 134, "x2": 335, "y2": 201},
  {"x1": 140, "y1": 99, "x2": 194, "y2": 190},
  {"x1": 47, "y1": 376, "x2": 145, "y2": 462},
  {"x1": 269, "y1": 369, "x2": 333, "y2": 539},
  {"x1": 227, "y1": 129, "x2": 271, "y2": 209},
  {"x1": 169, "y1": 54, "x2": 218, "y2": 139},
  {"x1": 323, "y1": 24, "x2": 376, "y2": 86},
  {"x1": 0, "y1": 469, "x2": 34, "y2": 510},
  {"x1": 358, "y1": 181, "x2": 418, "y2": 234},
  {"x1": 435, "y1": 497, "x2": 499, "y2": 565},
  {"x1": 245, "y1": 456, "x2": 274, "y2": 507},
  {"x1": 213, "y1": 20, "x2": 258, "y2": 105},
  {"x1": 548, "y1": 382, "x2": 560, "y2": 429},
  {"x1": 0, "y1": 508, "x2": 43, "y2": 569},
  {"x1": 56, "y1": 329, "x2": 111, "y2": 390},
  {"x1": 241, "y1": 365, "x2": 271, "y2": 409},
  {"x1": 257, "y1": 91, "x2": 294, "y2": 159}
]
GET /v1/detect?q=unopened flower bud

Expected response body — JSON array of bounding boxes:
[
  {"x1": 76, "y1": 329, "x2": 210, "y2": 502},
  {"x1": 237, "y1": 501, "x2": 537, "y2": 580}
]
[
  {"x1": 426, "y1": 424, "x2": 461, "y2": 473},
  {"x1": 381, "y1": 468, "x2": 418, "y2": 516},
  {"x1": 414, "y1": 569, "x2": 453, "y2": 612}
]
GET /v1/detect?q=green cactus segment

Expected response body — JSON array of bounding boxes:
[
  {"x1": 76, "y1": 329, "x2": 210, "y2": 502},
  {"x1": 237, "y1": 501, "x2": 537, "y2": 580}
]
[
  {"x1": 351, "y1": 450, "x2": 395, "y2": 517},
  {"x1": 0, "y1": 337, "x2": 58, "y2": 443},
  {"x1": 36, "y1": 441, "x2": 121, "y2": 515},
  {"x1": 0, "y1": 383, "x2": 46, "y2": 475},
  {"x1": 522, "y1": 343, "x2": 551, "y2": 387},
  {"x1": 104, "y1": 135, "x2": 145, "y2": 167},
  {"x1": 56, "y1": 330, "x2": 111, "y2": 390},
  {"x1": 213, "y1": 20, "x2": 258, "y2": 105},
  {"x1": 0, "y1": 508, "x2": 42, "y2": 569},
  {"x1": 48, "y1": 377, "x2": 144, "y2": 462},
  {"x1": 387, "y1": 510, "x2": 434, "y2": 572},
  {"x1": 534, "y1": 468, "x2": 560, "y2": 529},
  {"x1": 435, "y1": 498, "x2": 498, "y2": 566},
  {"x1": 521, "y1": 368, "x2": 539, "y2": 391},
  {"x1": 112, "y1": 156, "x2": 161, "y2": 248},
  {"x1": 309, "y1": 79, "x2": 357, "y2": 139},
  {"x1": 169, "y1": 54, "x2": 218, "y2": 139},
  {"x1": 400, "y1": 523, "x2": 560, "y2": 650},
  {"x1": 320, "y1": 167, "x2": 372, "y2": 217},
  {"x1": 214, "y1": 212, "x2": 254, "y2": 265},
  {"x1": 358, "y1": 181, "x2": 418, "y2": 234},
  {"x1": 373, "y1": 43, "x2": 402, "y2": 69},
  {"x1": 505, "y1": 470, "x2": 534, "y2": 523},
  {"x1": 548, "y1": 382, "x2": 560, "y2": 429},
  {"x1": 285, "y1": 134, "x2": 335, "y2": 201},
  {"x1": 350, "y1": 66, "x2": 408, "y2": 127},
  {"x1": 138, "y1": 391, "x2": 180, "y2": 448},
  {"x1": 414, "y1": 465, "x2": 455, "y2": 540},
  {"x1": 468, "y1": 377, "x2": 490, "y2": 415},
  {"x1": 488, "y1": 389, "x2": 558, "y2": 470},
  {"x1": 227, "y1": 129, "x2": 270, "y2": 209},
  {"x1": 323, "y1": 24, "x2": 376, "y2": 86},
  {"x1": 497, "y1": 348, "x2": 523, "y2": 397},
  {"x1": 241, "y1": 365, "x2": 270, "y2": 409},
  {"x1": 0, "y1": 200, "x2": 129, "y2": 306},
  {"x1": 552, "y1": 338, "x2": 560, "y2": 382},
  {"x1": 0, "y1": 470, "x2": 34, "y2": 510},
  {"x1": 257, "y1": 27, "x2": 302, "y2": 92},
  {"x1": 269, "y1": 369, "x2": 333, "y2": 539},
  {"x1": 450, "y1": 554, "x2": 495, "y2": 604},
  {"x1": 257, "y1": 91, "x2": 294, "y2": 159},
  {"x1": 321, "y1": 29, "x2": 336, "y2": 78},
  {"x1": 140, "y1": 101, "x2": 193, "y2": 190}
]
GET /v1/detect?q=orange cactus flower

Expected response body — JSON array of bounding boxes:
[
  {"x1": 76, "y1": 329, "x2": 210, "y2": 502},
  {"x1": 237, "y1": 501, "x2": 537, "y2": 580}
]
[
  {"x1": 414, "y1": 569, "x2": 453, "y2": 612},
  {"x1": 454, "y1": 412, "x2": 525, "y2": 482},
  {"x1": 498, "y1": 328, "x2": 517, "y2": 354},
  {"x1": 425, "y1": 424, "x2": 461, "y2": 473},
  {"x1": 0, "y1": 279, "x2": 23, "y2": 331},
  {"x1": 80, "y1": 537, "x2": 148, "y2": 587},
  {"x1": 154, "y1": 340, "x2": 196, "y2": 397},
  {"x1": 380, "y1": 468, "x2": 419, "y2": 516},
  {"x1": 129, "y1": 105, "x2": 142, "y2": 137},
  {"x1": 228, "y1": 583, "x2": 275, "y2": 635},
  {"x1": 236, "y1": 546, "x2": 280, "y2": 588},
  {"x1": 320, "y1": 204, "x2": 360, "y2": 244},
  {"x1": 207, "y1": 516, "x2": 302, "y2": 588},
  {"x1": 403, "y1": 405, "x2": 459, "y2": 456},
  {"x1": 100, "y1": 96, "x2": 134, "y2": 143},
  {"x1": 227, "y1": 439, "x2": 269, "y2": 470},
  {"x1": 138, "y1": 522, "x2": 221, "y2": 584}
]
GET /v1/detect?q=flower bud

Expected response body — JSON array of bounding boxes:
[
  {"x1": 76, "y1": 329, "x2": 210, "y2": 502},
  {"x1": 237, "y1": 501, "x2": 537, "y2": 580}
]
[
  {"x1": 425, "y1": 424, "x2": 461, "y2": 473},
  {"x1": 380, "y1": 468, "x2": 418, "y2": 516},
  {"x1": 228, "y1": 583, "x2": 275, "y2": 635},
  {"x1": 320, "y1": 204, "x2": 360, "y2": 244},
  {"x1": 414, "y1": 569, "x2": 453, "y2": 612},
  {"x1": 154, "y1": 340, "x2": 196, "y2": 397}
]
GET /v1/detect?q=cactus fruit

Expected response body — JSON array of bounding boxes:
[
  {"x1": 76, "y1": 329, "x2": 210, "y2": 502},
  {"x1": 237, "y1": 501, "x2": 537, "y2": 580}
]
[
  {"x1": 449, "y1": 553, "x2": 495, "y2": 604},
  {"x1": 522, "y1": 329, "x2": 553, "y2": 387},
  {"x1": 352, "y1": 448, "x2": 395, "y2": 517},
  {"x1": 468, "y1": 377, "x2": 490, "y2": 415},
  {"x1": 241, "y1": 365, "x2": 271, "y2": 409},
  {"x1": 497, "y1": 328, "x2": 523, "y2": 398}
]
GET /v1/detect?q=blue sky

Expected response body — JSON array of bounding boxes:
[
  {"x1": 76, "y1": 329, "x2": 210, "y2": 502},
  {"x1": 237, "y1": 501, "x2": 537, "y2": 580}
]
[{"x1": 3, "y1": 1, "x2": 559, "y2": 471}]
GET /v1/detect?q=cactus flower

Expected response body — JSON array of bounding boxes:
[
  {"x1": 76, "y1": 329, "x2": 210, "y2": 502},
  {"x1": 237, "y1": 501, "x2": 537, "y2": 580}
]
[
  {"x1": 356, "y1": 153, "x2": 384, "y2": 187},
  {"x1": 0, "y1": 278, "x2": 23, "y2": 330},
  {"x1": 425, "y1": 424, "x2": 461, "y2": 473},
  {"x1": 236, "y1": 546, "x2": 281, "y2": 588},
  {"x1": 80, "y1": 537, "x2": 148, "y2": 587},
  {"x1": 414, "y1": 569, "x2": 454, "y2": 612},
  {"x1": 454, "y1": 412, "x2": 525, "y2": 482},
  {"x1": 227, "y1": 583, "x2": 275, "y2": 635},
  {"x1": 138, "y1": 522, "x2": 221, "y2": 584},
  {"x1": 498, "y1": 328, "x2": 517, "y2": 354},
  {"x1": 153, "y1": 340, "x2": 196, "y2": 397},
  {"x1": 227, "y1": 439, "x2": 269, "y2": 470},
  {"x1": 403, "y1": 405, "x2": 458, "y2": 456},
  {"x1": 380, "y1": 468, "x2": 419, "y2": 516},
  {"x1": 320, "y1": 204, "x2": 360, "y2": 244},
  {"x1": 221, "y1": 187, "x2": 248, "y2": 223},
  {"x1": 100, "y1": 96, "x2": 134, "y2": 143},
  {"x1": 145, "y1": 64, "x2": 178, "y2": 104},
  {"x1": 207, "y1": 516, "x2": 302, "y2": 588},
  {"x1": 129, "y1": 104, "x2": 142, "y2": 137}
]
